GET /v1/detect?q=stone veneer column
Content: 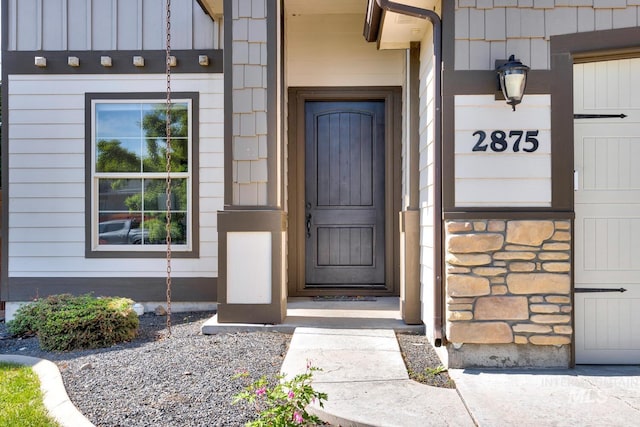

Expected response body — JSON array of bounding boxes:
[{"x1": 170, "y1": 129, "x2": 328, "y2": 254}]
[{"x1": 444, "y1": 220, "x2": 572, "y2": 367}]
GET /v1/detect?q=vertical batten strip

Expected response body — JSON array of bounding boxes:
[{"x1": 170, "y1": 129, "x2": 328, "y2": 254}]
[
  {"x1": 112, "y1": 0, "x2": 118, "y2": 50},
  {"x1": 36, "y1": 0, "x2": 43, "y2": 50},
  {"x1": 62, "y1": 0, "x2": 68, "y2": 50},
  {"x1": 86, "y1": 0, "x2": 92, "y2": 50},
  {"x1": 9, "y1": 0, "x2": 16, "y2": 50},
  {"x1": 137, "y1": 0, "x2": 143, "y2": 50}
]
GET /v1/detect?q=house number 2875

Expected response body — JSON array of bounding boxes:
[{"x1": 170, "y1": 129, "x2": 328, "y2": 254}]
[{"x1": 472, "y1": 130, "x2": 539, "y2": 153}]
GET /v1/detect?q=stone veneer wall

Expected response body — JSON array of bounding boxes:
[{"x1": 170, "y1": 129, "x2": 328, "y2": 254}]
[{"x1": 445, "y1": 220, "x2": 572, "y2": 348}]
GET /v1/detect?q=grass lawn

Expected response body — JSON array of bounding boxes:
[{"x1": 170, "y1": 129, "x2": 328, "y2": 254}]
[{"x1": 0, "y1": 362, "x2": 60, "y2": 427}]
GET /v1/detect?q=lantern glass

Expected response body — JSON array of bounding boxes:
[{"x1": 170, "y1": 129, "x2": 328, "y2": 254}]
[
  {"x1": 501, "y1": 71, "x2": 526, "y2": 103},
  {"x1": 497, "y1": 55, "x2": 530, "y2": 111}
]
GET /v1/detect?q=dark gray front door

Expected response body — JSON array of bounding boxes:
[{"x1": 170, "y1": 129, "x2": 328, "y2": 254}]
[{"x1": 304, "y1": 101, "x2": 385, "y2": 287}]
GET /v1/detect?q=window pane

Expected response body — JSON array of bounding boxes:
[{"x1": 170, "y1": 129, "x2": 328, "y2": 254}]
[
  {"x1": 96, "y1": 104, "x2": 143, "y2": 139},
  {"x1": 143, "y1": 178, "x2": 187, "y2": 211},
  {"x1": 99, "y1": 179, "x2": 142, "y2": 211},
  {"x1": 142, "y1": 138, "x2": 188, "y2": 172},
  {"x1": 98, "y1": 213, "x2": 144, "y2": 245},
  {"x1": 141, "y1": 103, "x2": 189, "y2": 139},
  {"x1": 96, "y1": 139, "x2": 142, "y2": 173},
  {"x1": 144, "y1": 212, "x2": 187, "y2": 245},
  {"x1": 169, "y1": 103, "x2": 189, "y2": 138}
]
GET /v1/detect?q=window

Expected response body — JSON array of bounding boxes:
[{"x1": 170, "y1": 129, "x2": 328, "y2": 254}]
[{"x1": 90, "y1": 95, "x2": 195, "y2": 253}]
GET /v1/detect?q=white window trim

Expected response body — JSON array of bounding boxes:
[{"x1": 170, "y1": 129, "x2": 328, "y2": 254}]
[{"x1": 90, "y1": 98, "x2": 193, "y2": 252}]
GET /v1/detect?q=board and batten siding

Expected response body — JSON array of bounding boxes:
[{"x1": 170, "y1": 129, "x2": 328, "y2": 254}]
[
  {"x1": 454, "y1": 95, "x2": 551, "y2": 207},
  {"x1": 285, "y1": 13, "x2": 404, "y2": 87},
  {"x1": 7, "y1": 0, "x2": 220, "y2": 51},
  {"x1": 7, "y1": 73, "x2": 224, "y2": 277}
]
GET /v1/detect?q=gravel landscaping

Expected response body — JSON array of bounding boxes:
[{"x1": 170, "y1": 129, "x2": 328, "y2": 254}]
[
  {"x1": 397, "y1": 333, "x2": 455, "y2": 389},
  {"x1": 1, "y1": 311, "x2": 452, "y2": 426}
]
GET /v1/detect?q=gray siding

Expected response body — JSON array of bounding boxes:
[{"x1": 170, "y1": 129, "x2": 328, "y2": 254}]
[
  {"x1": 230, "y1": 0, "x2": 268, "y2": 205},
  {"x1": 455, "y1": 0, "x2": 640, "y2": 70},
  {"x1": 7, "y1": 0, "x2": 220, "y2": 51}
]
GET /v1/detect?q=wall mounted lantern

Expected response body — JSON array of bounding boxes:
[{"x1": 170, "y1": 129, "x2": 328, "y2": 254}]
[{"x1": 496, "y1": 55, "x2": 530, "y2": 111}]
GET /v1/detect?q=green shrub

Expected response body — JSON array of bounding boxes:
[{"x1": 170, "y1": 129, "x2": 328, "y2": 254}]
[
  {"x1": 6, "y1": 302, "x2": 41, "y2": 337},
  {"x1": 7, "y1": 294, "x2": 139, "y2": 352}
]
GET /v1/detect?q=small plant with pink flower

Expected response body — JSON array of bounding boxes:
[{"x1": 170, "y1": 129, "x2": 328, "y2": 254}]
[{"x1": 233, "y1": 362, "x2": 328, "y2": 426}]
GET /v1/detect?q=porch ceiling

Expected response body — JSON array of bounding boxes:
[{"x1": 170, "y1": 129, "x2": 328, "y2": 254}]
[{"x1": 285, "y1": 0, "x2": 367, "y2": 16}]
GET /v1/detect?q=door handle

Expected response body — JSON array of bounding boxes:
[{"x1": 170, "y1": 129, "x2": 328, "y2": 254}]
[{"x1": 306, "y1": 213, "x2": 312, "y2": 238}]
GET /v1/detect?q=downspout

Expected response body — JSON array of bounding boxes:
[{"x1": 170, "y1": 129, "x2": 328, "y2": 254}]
[{"x1": 374, "y1": 0, "x2": 444, "y2": 346}]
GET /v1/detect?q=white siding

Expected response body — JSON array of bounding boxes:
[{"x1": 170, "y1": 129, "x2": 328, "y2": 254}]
[
  {"x1": 285, "y1": 13, "x2": 404, "y2": 87},
  {"x1": 418, "y1": 30, "x2": 438, "y2": 342},
  {"x1": 8, "y1": 0, "x2": 220, "y2": 51},
  {"x1": 454, "y1": 95, "x2": 552, "y2": 207},
  {"x1": 7, "y1": 73, "x2": 224, "y2": 278}
]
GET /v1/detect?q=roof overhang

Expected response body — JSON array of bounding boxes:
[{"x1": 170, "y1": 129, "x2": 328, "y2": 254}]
[
  {"x1": 364, "y1": 0, "x2": 439, "y2": 49},
  {"x1": 196, "y1": 0, "x2": 223, "y2": 19}
]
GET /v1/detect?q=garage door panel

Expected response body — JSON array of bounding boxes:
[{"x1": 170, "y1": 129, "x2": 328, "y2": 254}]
[
  {"x1": 574, "y1": 136, "x2": 640, "y2": 192},
  {"x1": 575, "y1": 59, "x2": 640, "y2": 110},
  {"x1": 574, "y1": 58, "x2": 640, "y2": 364},
  {"x1": 576, "y1": 294, "x2": 640, "y2": 363},
  {"x1": 575, "y1": 216, "x2": 640, "y2": 274}
]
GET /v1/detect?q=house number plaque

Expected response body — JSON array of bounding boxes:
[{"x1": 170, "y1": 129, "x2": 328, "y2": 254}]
[{"x1": 471, "y1": 130, "x2": 539, "y2": 153}]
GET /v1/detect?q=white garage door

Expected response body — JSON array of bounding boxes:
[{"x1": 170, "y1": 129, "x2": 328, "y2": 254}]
[{"x1": 574, "y1": 58, "x2": 640, "y2": 364}]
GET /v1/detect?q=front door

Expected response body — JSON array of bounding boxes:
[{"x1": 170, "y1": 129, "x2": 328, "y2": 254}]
[
  {"x1": 304, "y1": 101, "x2": 386, "y2": 288},
  {"x1": 574, "y1": 58, "x2": 640, "y2": 364}
]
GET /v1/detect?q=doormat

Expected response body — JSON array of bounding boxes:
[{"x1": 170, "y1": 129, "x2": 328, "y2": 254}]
[{"x1": 312, "y1": 296, "x2": 377, "y2": 302}]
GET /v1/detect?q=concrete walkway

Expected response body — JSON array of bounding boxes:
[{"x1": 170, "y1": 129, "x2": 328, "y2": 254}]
[
  {"x1": 282, "y1": 327, "x2": 640, "y2": 427},
  {"x1": 281, "y1": 327, "x2": 474, "y2": 427},
  {"x1": 450, "y1": 366, "x2": 640, "y2": 427}
]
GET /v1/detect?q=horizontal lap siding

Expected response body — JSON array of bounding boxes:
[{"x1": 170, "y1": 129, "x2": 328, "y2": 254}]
[
  {"x1": 454, "y1": 95, "x2": 552, "y2": 207},
  {"x1": 7, "y1": 73, "x2": 224, "y2": 277},
  {"x1": 286, "y1": 13, "x2": 404, "y2": 86},
  {"x1": 419, "y1": 30, "x2": 437, "y2": 339}
]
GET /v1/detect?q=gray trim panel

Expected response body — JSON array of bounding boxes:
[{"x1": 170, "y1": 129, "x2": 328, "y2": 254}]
[
  {"x1": 266, "y1": 0, "x2": 278, "y2": 207},
  {"x1": 223, "y1": 0, "x2": 233, "y2": 207},
  {"x1": 216, "y1": 209, "x2": 287, "y2": 324},
  {"x1": 3, "y1": 50, "x2": 222, "y2": 75},
  {"x1": 7, "y1": 277, "x2": 216, "y2": 302}
]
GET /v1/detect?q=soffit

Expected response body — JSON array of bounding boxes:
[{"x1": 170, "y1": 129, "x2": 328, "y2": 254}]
[
  {"x1": 377, "y1": 0, "x2": 439, "y2": 50},
  {"x1": 197, "y1": 0, "x2": 223, "y2": 18},
  {"x1": 197, "y1": 0, "x2": 366, "y2": 19}
]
